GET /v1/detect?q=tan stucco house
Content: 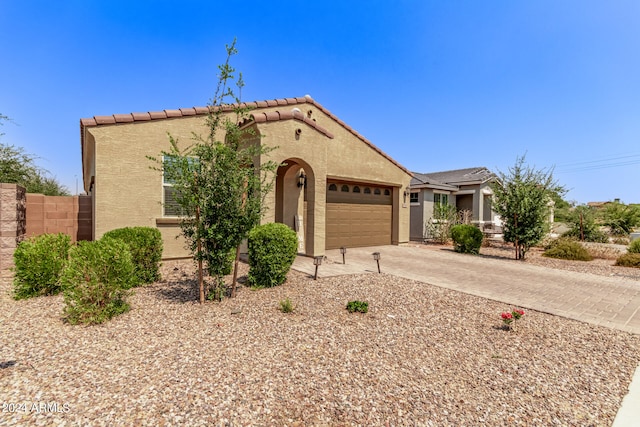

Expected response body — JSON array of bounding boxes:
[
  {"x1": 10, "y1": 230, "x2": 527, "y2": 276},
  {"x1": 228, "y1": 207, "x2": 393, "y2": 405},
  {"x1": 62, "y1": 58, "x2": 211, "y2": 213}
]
[
  {"x1": 409, "y1": 167, "x2": 499, "y2": 241},
  {"x1": 81, "y1": 96, "x2": 412, "y2": 259}
]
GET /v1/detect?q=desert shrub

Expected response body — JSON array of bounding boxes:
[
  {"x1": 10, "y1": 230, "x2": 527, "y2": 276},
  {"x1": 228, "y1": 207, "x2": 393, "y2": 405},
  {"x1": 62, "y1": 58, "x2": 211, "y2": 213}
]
[
  {"x1": 542, "y1": 238, "x2": 592, "y2": 261},
  {"x1": 424, "y1": 204, "x2": 458, "y2": 244},
  {"x1": 346, "y1": 300, "x2": 369, "y2": 313},
  {"x1": 102, "y1": 226, "x2": 163, "y2": 285},
  {"x1": 61, "y1": 238, "x2": 135, "y2": 325},
  {"x1": 450, "y1": 224, "x2": 483, "y2": 255},
  {"x1": 581, "y1": 242, "x2": 625, "y2": 260},
  {"x1": 279, "y1": 298, "x2": 295, "y2": 313},
  {"x1": 628, "y1": 239, "x2": 640, "y2": 254},
  {"x1": 13, "y1": 233, "x2": 71, "y2": 299},
  {"x1": 247, "y1": 223, "x2": 298, "y2": 288},
  {"x1": 615, "y1": 253, "x2": 640, "y2": 268}
]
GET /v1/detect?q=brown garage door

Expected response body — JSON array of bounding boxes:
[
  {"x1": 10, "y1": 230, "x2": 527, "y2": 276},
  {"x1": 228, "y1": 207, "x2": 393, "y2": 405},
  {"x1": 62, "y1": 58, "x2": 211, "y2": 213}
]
[{"x1": 325, "y1": 181, "x2": 392, "y2": 249}]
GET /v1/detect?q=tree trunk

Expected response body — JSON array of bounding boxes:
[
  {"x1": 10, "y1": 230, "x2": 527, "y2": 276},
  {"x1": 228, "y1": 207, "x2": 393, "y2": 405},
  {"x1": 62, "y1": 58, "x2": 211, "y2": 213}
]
[
  {"x1": 231, "y1": 244, "x2": 241, "y2": 298},
  {"x1": 196, "y1": 206, "x2": 204, "y2": 304}
]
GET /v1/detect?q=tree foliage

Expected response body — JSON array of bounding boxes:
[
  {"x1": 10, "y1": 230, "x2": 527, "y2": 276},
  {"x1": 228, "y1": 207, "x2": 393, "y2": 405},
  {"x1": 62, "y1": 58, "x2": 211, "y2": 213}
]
[
  {"x1": 601, "y1": 201, "x2": 640, "y2": 236},
  {"x1": 549, "y1": 189, "x2": 572, "y2": 223},
  {"x1": 562, "y1": 205, "x2": 608, "y2": 243},
  {"x1": 491, "y1": 156, "x2": 564, "y2": 259},
  {"x1": 149, "y1": 40, "x2": 278, "y2": 303},
  {"x1": 0, "y1": 115, "x2": 69, "y2": 195}
]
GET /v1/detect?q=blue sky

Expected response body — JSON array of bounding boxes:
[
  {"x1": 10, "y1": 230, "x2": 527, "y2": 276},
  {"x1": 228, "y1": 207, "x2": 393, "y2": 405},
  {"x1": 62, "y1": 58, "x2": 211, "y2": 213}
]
[{"x1": 1, "y1": 1, "x2": 639, "y2": 203}]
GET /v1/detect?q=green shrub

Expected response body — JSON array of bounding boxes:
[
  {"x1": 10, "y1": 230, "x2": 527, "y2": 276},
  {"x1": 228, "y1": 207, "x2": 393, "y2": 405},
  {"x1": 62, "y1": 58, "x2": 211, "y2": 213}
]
[
  {"x1": 629, "y1": 239, "x2": 640, "y2": 254},
  {"x1": 13, "y1": 233, "x2": 71, "y2": 300},
  {"x1": 103, "y1": 226, "x2": 163, "y2": 285},
  {"x1": 450, "y1": 224, "x2": 483, "y2": 255},
  {"x1": 615, "y1": 253, "x2": 640, "y2": 268},
  {"x1": 61, "y1": 238, "x2": 135, "y2": 325},
  {"x1": 279, "y1": 298, "x2": 295, "y2": 313},
  {"x1": 543, "y1": 238, "x2": 592, "y2": 261},
  {"x1": 222, "y1": 248, "x2": 236, "y2": 276},
  {"x1": 247, "y1": 223, "x2": 298, "y2": 288},
  {"x1": 346, "y1": 300, "x2": 369, "y2": 313}
]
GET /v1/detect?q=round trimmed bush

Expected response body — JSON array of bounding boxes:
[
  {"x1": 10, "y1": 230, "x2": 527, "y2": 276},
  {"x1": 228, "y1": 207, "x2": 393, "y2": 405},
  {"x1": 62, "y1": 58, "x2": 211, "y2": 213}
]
[
  {"x1": 450, "y1": 224, "x2": 483, "y2": 255},
  {"x1": 13, "y1": 233, "x2": 71, "y2": 299},
  {"x1": 628, "y1": 239, "x2": 640, "y2": 254},
  {"x1": 103, "y1": 226, "x2": 163, "y2": 285},
  {"x1": 543, "y1": 238, "x2": 592, "y2": 261},
  {"x1": 61, "y1": 238, "x2": 135, "y2": 325},
  {"x1": 247, "y1": 223, "x2": 298, "y2": 288}
]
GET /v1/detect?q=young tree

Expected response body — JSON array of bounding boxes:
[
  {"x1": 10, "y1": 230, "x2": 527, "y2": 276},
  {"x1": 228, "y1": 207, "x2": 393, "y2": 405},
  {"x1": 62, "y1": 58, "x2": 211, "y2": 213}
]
[
  {"x1": 491, "y1": 156, "x2": 564, "y2": 259},
  {"x1": 562, "y1": 205, "x2": 608, "y2": 243},
  {"x1": 150, "y1": 40, "x2": 278, "y2": 303}
]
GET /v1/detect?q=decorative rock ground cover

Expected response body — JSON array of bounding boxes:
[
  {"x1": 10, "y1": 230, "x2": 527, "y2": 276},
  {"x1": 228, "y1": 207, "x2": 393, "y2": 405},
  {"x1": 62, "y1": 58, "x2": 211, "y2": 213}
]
[{"x1": 1, "y1": 258, "x2": 639, "y2": 426}]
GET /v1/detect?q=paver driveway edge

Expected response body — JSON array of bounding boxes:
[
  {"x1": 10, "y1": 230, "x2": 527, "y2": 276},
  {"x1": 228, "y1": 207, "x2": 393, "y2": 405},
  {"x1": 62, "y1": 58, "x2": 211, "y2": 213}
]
[{"x1": 292, "y1": 245, "x2": 640, "y2": 335}]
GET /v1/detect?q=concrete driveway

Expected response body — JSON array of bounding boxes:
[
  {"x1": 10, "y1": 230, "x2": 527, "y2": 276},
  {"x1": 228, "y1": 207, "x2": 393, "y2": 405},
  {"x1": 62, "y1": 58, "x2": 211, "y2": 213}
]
[{"x1": 292, "y1": 244, "x2": 640, "y2": 335}]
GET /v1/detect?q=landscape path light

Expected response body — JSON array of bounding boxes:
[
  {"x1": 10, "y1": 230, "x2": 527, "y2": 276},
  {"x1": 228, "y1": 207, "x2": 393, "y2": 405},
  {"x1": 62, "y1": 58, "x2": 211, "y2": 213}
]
[
  {"x1": 372, "y1": 252, "x2": 381, "y2": 273},
  {"x1": 340, "y1": 246, "x2": 347, "y2": 264},
  {"x1": 313, "y1": 256, "x2": 323, "y2": 280}
]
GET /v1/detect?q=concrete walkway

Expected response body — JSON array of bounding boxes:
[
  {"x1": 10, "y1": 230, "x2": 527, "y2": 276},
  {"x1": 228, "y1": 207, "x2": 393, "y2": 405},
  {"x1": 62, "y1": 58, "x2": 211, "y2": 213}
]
[
  {"x1": 292, "y1": 244, "x2": 640, "y2": 427},
  {"x1": 293, "y1": 244, "x2": 640, "y2": 334}
]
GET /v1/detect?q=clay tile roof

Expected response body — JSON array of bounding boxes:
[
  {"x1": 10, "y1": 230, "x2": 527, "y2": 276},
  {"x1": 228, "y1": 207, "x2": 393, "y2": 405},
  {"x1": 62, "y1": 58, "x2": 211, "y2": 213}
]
[
  {"x1": 251, "y1": 112, "x2": 267, "y2": 123},
  {"x1": 80, "y1": 118, "x2": 97, "y2": 127},
  {"x1": 179, "y1": 108, "x2": 196, "y2": 116},
  {"x1": 243, "y1": 109, "x2": 334, "y2": 139},
  {"x1": 113, "y1": 114, "x2": 134, "y2": 123},
  {"x1": 94, "y1": 115, "x2": 116, "y2": 125},
  {"x1": 264, "y1": 111, "x2": 281, "y2": 121},
  {"x1": 131, "y1": 112, "x2": 151, "y2": 121},
  {"x1": 164, "y1": 109, "x2": 182, "y2": 118},
  {"x1": 149, "y1": 111, "x2": 167, "y2": 119},
  {"x1": 80, "y1": 95, "x2": 412, "y2": 177}
]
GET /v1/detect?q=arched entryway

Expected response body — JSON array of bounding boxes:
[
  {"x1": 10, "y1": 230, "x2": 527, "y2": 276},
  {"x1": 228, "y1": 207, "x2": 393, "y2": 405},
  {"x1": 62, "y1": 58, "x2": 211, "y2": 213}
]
[{"x1": 275, "y1": 159, "x2": 314, "y2": 255}]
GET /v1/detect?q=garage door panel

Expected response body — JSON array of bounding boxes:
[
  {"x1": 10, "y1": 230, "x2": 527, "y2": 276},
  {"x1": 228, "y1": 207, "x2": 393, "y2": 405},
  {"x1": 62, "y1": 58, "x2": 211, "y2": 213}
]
[{"x1": 326, "y1": 203, "x2": 391, "y2": 250}]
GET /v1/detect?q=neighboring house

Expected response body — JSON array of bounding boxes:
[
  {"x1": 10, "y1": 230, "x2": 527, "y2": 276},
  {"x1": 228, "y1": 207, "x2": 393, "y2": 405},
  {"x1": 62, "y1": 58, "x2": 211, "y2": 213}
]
[
  {"x1": 409, "y1": 167, "x2": 499, "y2": 241},
  {"x1": 81, "y1": 95, "x2": 412, "y2": 259}
]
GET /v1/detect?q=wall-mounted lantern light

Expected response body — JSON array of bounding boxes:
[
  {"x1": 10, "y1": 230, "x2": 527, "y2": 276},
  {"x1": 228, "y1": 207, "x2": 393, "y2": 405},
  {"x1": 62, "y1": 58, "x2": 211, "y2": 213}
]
[
  {"x1": 403, "y1": 188, "x2": 410, "y2": 204},
  {"x1": 313, "y1": 256, "x2": 323, "y2": 280},
  {"x1": 372, "y1": 252, "x2": 381, "y2": 273},
  {"x1": 297, "y1": 170, "x2": 306, "y2": 188},
  {"x1": 340, "y1": 246, "x2": 347, "y2": 264}
]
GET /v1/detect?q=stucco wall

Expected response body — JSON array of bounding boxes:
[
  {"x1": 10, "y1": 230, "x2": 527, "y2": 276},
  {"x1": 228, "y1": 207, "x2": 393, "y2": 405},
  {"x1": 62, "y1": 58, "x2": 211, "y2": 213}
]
[{"x1": 84, "y1": 102, "x2": 411, "y2": 258}]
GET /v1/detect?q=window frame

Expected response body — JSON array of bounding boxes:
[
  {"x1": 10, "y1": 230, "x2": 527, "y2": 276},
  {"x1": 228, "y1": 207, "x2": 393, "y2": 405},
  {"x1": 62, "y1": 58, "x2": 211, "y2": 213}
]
[{"x1": 409, "y1": 191, "x2": 419, "y2": 205}]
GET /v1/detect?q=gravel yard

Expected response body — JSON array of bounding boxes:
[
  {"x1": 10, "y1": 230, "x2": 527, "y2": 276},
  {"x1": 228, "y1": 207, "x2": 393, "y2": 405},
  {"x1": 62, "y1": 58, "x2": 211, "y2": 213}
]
[{"x1": 1, "y1": 249, "x2": 639, "y2": 426}]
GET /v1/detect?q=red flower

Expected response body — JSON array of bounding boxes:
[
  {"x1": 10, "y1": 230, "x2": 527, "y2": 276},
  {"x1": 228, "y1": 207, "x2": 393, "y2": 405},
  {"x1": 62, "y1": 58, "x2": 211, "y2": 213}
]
[
  {"x1": 515, "y1": 309, "x2": 525, "y2": 316},
  {"x1": 501, "y1": 312, "x2": 512, "y2": 320}
]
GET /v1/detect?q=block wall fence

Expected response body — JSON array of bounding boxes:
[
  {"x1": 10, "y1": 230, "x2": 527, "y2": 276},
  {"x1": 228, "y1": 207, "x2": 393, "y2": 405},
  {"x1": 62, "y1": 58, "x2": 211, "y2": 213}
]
[{"x1": 0, "y1": 183, "x2": 92, "y2": 275}]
